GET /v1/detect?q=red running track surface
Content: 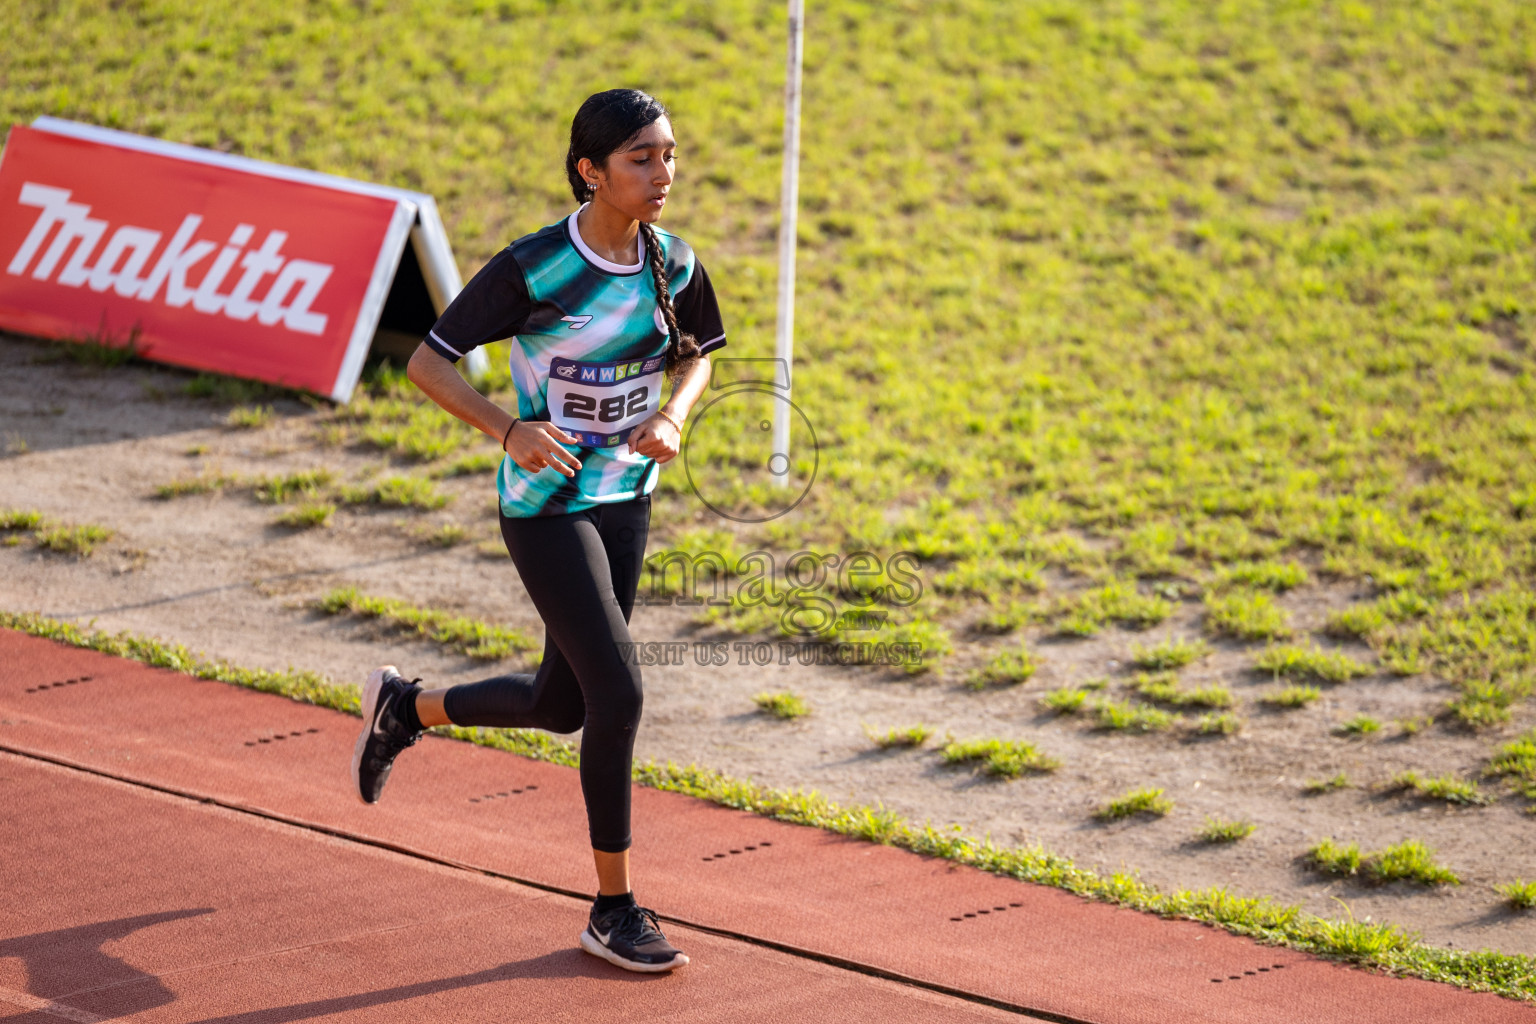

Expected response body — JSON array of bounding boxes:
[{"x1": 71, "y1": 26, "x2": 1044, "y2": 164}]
[
  {"x1": 0, "y1": 629, "x2": 1529, "y2": 1023},
  {"x1": 0, "y1": 753, "x2": 1018, "y2": 1023}
]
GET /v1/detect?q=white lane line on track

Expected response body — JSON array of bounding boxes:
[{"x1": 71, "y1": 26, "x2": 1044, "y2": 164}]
[{"x1": 0, "y1": 986, "x2": 104, "y2": 1022}]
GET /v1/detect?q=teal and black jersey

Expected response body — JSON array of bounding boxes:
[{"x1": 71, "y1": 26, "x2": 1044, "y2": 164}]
[{"x1": 425, "y1": 207, "x2": 726, "y2": 518}]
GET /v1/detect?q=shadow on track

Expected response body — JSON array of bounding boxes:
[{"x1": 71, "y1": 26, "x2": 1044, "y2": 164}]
[
  {"x1": 0, "y1": 908, "x2": 215, "y2": 1019},
  {"x1": 181, "y1": 948, "x2": 668, "y2": 1023}
]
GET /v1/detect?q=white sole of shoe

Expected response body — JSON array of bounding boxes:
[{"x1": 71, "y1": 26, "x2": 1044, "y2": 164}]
[
  {"x1": 350, "y1": 666, "x2": 394, "y2": 805},
  {"x1": 579, "y1": 928, "x2": 689, "y2": 973}
]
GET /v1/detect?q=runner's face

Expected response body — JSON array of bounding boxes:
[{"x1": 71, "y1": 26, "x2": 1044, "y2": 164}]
[{"x1": 593, "y1": 117, "x2": 675, "y2": 223}]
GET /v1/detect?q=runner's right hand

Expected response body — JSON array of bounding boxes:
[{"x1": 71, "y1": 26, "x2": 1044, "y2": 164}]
[{"x1": 504, "y1": 421, "x2": 582, "y2": 477}]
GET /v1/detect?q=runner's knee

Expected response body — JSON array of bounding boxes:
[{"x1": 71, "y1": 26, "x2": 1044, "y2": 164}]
[{"x1": 587, "y1": 665, "x2": 643, "y2": 735}]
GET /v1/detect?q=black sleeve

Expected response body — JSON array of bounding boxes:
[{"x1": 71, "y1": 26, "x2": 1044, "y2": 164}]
[
  {"x1": 673, "y1": 258, "x2": 727, "y2": 355},
  {"x1": 424, "y1": 249, "x2": 532, "y2": 362}
]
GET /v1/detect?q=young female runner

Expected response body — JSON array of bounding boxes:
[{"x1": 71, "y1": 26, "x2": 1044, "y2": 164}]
[{"x1": 349, "y1": 88, "x2": 725, "y2": 973}]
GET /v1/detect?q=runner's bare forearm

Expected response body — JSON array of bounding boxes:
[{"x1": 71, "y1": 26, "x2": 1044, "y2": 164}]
[{"x1": 406, "y1": 343, "x2": 516, "y2": 442}]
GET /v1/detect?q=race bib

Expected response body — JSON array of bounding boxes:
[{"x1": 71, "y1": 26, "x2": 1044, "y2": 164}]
[{"x1": 547, "y1": 354, "x2": 666, "y2": 447}]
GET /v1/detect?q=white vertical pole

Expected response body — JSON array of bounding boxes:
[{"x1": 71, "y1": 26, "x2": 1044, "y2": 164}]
[{"x1": 771, "y1": 0, "x2": 804, "y2": 488}]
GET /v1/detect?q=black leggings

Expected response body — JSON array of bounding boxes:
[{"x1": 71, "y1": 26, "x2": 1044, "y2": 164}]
[{"x1": 442, "y1": 495, "x2": 650, "y2": 853}]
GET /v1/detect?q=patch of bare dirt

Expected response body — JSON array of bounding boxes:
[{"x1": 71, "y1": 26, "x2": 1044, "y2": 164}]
[{"x1": 3, "y1": 333, "x2": 1535, "y2": 957}]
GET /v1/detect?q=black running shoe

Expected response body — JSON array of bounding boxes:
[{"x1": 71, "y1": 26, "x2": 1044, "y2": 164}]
[
  {"x1": 580, "y1": 902, "x2": 689, "y2": 973},
  {"x1": 351, "y1": 666, "x2": 422, "y2": 805}
]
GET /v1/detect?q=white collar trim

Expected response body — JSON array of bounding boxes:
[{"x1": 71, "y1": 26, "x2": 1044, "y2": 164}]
[{"x1": 567, "y1": 205, "x2": 645, "y2": 274}]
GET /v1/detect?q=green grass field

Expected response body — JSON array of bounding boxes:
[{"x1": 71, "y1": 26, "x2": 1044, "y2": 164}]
[
  {"x1": 42, "y1": 4, "x2": 1533, "y2": 703},
  {"x1": 9, "y1": 1, "x2": 1534, "y2": 635},
  {"x1": 9, "y1": 0, "x2": 1536, "y2": 749}
]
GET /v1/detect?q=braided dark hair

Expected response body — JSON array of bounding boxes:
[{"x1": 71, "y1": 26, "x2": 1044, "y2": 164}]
[
  {"x1": 565, "y1": 89, "x2": 701, "y2": 382},
  {"x1": 639, "y1": 221, "x2": 701, "y2": 381}
]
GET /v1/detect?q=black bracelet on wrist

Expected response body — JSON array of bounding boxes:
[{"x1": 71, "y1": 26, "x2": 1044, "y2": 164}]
[{"x1": 502, "y1": 418, "x2": 519, "y2": 451}]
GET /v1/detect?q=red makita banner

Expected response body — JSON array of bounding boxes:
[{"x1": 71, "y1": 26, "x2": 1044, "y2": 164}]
[{"x1": 0, "y1": 122, "x2": 437, "y2": 401}]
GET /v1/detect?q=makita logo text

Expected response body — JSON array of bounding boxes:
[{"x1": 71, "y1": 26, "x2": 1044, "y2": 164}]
[{"x1": 7, "y1": 183, "x2": 333, "y2": 335}]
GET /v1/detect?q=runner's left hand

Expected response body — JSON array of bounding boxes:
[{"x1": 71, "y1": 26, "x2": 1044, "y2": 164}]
[{"x1": 628, "y1": 414, "x2": 681, "y2": 463}]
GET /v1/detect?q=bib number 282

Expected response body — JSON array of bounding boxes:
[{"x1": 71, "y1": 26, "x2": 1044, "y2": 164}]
[
  {"x1": 546, "y1": 354, "x2": 665, "y2": 447},
  {"x1": 562, "y1": 385, "x2": 649, "y2": 423}
]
